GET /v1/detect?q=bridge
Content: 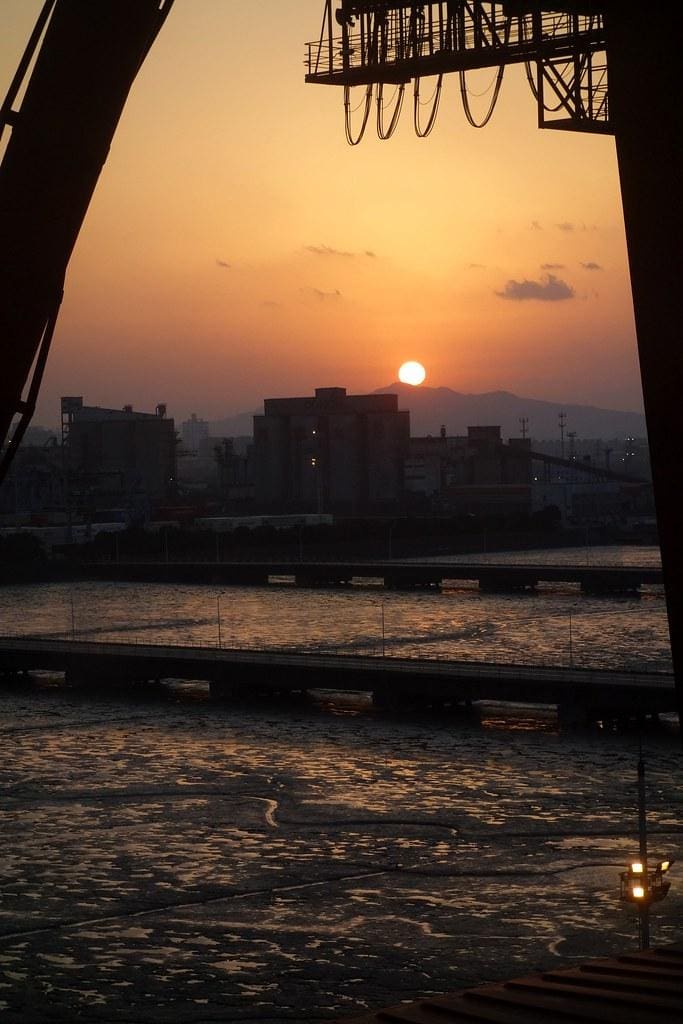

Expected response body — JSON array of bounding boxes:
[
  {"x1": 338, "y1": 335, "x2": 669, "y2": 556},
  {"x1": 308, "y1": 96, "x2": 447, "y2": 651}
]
[
  {"x1": 84, "y1": 560, "x2": 663, "y2": 594},
  {"x1": 0, "y1": 636, "x2": 674, "y2": 727}
]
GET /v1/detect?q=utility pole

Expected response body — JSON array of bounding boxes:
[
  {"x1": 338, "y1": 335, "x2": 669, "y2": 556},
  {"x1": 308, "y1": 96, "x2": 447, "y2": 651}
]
[
  {"x1": 558, "y1": 411, "x2": 567, "y2": 460},
  {"x1": 567, "y1": 431, "x2": 576, "y2": 461},
  {"x1": 637, "y1": 753, "x2": 650, "y2": 950}
]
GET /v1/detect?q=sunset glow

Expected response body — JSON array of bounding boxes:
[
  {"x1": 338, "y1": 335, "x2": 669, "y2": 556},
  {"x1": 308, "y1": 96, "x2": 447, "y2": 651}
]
[{"x1": 0, "y1": 1, "x2": 642, "y2": 424}]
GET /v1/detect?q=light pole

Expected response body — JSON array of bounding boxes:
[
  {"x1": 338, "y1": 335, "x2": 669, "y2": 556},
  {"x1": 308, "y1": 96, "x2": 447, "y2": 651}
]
[
  {"x1": 381, "y1": 600, "x2": 386, "y2": 657},
  {"x1": 619, "y1": 754, "x2": 674, "y2": 950},
  {"x1": 217, "y1": 594, "x2": 222, "y2": 648}
]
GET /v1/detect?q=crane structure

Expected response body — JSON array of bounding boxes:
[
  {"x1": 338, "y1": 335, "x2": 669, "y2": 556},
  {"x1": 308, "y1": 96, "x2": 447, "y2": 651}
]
[
  {"x1": 306, "y1": 1, "x2": 608, "y2": 140},
  {"x1": 0, "y1": 0, "x2": 174, "y2": 483},
  {"x1": 306, "y1": 2, "x2": 683, "y2": 724}
]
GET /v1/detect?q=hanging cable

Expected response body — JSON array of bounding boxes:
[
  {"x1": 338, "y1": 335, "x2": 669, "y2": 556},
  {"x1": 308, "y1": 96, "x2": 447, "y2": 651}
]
[
  {"x1": 524, "y1": 59, "x2": 539, "y2": 100},
  {"x1": 344, "y1": 83, "x2": 373, "y2": 145},
  {"x1": 459, "y1": 64, "x2": 505, "y2": 127},
  {"x1": 413, "y1": 75, "x2": 443, "y2": 138},
  {"x1": 376, "y1": 82, "x2": 405, "y2": 140},
  {"x1": 459, "y1": 13, "x2": 511, "y2": 128}
]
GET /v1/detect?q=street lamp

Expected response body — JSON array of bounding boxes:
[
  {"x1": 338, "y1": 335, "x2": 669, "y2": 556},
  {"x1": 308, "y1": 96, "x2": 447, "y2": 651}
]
[
  {"x1": 619, "y1": 754, "x2": 675, "y2": 950},
  {"x1": 620, "y1": 858, "x2": 674, "y2": 949}
]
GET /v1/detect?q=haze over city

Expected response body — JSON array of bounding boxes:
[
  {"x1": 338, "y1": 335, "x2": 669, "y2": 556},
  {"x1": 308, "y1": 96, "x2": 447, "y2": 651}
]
[{"x1": 2, "y1": 1, "x2": 643, "y2": 426}]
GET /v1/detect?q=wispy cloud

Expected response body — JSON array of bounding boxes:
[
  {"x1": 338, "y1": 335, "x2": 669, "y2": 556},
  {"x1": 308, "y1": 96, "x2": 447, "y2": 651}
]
[
  {"x1": 496, "y1": 273, "x2": 575, "y2": 302},
  {"x1": 300, "y1": 287, "x2": 343, "y2": 302},
  {"x1": 530, "y1": 221, "x2": 542, "y2": 231},
  {"x1": 541, "y1": 262, "x2": 565, "y2": 270},
  {"x1": 557, "y1": 222, "x2": 574, "y2": 232},
  {"x1": 304, "y1": 243, "x2": 377, "y2": 260},
  {"x1": 216, "y1": 259, "x2": 230, "y2": 268},
  {"x1": 580, "y1": 261, "x2": 602, "y2": 271},
  {"x1": 467, "y1": 262, "x2": 486, "y2": 269}
]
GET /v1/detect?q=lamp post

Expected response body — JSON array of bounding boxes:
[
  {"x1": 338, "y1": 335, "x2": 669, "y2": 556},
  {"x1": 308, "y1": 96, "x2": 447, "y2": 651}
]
[{"x1": 619, "y1": 755, "x2": 674, "y2": 950}]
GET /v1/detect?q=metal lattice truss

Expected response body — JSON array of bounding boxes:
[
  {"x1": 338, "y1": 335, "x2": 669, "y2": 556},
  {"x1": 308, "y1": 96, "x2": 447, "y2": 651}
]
[{"x1": 306, "y1": 2, "x2": 609, "y2": 142}]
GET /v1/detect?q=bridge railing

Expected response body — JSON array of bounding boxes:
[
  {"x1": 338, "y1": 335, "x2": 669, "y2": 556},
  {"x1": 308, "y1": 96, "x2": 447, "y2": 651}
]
[{"x1": 0, "y1": 634, "x2": 673, "y2": 689}]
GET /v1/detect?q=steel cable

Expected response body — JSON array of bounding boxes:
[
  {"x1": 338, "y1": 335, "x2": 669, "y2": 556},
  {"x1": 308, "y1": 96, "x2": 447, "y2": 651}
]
[
  {"x1": 376, "y1": 82, "x2": 405, "y2": 140},
  {"x1": 414, "y1": 74, "x2": 443, "y2": 138},
  {"x1": 344, "y1": 84, "x2": 373, "y2": 145}
]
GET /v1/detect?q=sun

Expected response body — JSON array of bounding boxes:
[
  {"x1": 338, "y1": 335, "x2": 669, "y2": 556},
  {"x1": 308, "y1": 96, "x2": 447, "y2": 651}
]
[{"x1": 398, "y1": 360, "x2": 426, "y2": 386}]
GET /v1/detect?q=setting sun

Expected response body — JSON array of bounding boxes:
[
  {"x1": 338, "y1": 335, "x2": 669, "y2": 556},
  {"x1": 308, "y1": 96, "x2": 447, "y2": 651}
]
[{"x1": 398, "y1": 361, "x2": 426, "y2": 386}]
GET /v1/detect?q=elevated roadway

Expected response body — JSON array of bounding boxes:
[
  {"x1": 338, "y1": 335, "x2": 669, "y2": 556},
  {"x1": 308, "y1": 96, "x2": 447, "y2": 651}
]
[
  {"x1": 0, "y1": 636, "x2": 674, "y2": 726},
  {"x1": 84, "y1": 560, "x2": 663, "y2": 594}
]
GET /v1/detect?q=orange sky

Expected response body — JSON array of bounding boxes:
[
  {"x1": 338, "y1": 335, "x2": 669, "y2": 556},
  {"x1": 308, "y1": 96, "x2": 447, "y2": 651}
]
[{"x1": 2, "y1": 1, "x2": 642, "y2": 426}]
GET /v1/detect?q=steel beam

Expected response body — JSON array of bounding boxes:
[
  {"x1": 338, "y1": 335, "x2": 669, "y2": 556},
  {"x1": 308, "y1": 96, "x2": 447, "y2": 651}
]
[
  {"x1": 605, "y1": 7, "x2": 683, "y2": 726},
  {"x1": 0, "y1": 0, "x2": 173, "y2": 480}
]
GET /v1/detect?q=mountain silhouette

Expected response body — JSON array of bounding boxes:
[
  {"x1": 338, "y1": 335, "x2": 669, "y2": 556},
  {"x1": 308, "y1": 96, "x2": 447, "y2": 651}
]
[
  {"x1": 210, "y1": 384, "x2": 647, "y2": 441},
  {"x1": 374, "y1": 383, "x2": 647, "y2": 440}
]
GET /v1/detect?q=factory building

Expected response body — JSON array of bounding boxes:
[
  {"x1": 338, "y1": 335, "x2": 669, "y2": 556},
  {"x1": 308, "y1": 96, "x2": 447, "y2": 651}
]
[
  {"x1": 405, "y1": 426, "x2": 533, "y2": 517},
  {"x1": 253, "y1": 387, "x2": 410, "y2": 514},
  {"x1": 61, "y1": 397, "x2": 176, "y2": 514}
]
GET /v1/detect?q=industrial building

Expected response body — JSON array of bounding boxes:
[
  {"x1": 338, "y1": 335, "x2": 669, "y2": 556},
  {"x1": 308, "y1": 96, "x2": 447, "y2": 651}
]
[
  {"x1": 253, "y1": 387, "x2": 410, "y2": 514},
  {"x1": 405, "y1": 426, "x2": 533, "y2": 517},
  {"x1": 61, "y1": 397, "x2": 176, "y2": 515}
]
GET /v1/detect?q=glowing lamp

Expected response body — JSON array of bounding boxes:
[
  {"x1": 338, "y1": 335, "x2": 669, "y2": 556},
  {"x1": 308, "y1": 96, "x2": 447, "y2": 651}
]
[
  {"x1": 630, "y1": 862, "x2": 644, "y2": 874},
  {"x1": 632, "y1": 884, "x2": 645, "y2": 900}
]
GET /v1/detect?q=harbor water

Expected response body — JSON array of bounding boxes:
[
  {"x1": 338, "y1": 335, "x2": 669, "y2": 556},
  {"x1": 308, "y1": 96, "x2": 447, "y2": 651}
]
[{"x1": 0, "y1": 545, "x2": 680, "y2": 1022}]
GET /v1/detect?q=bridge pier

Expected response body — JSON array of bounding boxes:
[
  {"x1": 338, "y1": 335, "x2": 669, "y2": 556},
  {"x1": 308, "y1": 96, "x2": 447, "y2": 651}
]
[
  {"x1": 581, "y1": 573, "x2": 641, "y2": 595},
  {"x1": 479, "y1": 575, "x2": 538, "y2": 593},
  {"x1": 0, "y1": 666, "x2": 30, "y2": 686},
  {"x1": 294, "y1": 572, "x2": 352, "y2": 587},
  {"x1": 210, "y1": 679, "x2": 248, "y2": 701},
  {"x1": 557, "y1": 698, "x2": 592, "y2": 730},
  {"x1": 371, "y1": 681, "x2": 472, "y2": 712},
  {"x1": 383, "y1": 575, "x2": 442, "y2": 590}
]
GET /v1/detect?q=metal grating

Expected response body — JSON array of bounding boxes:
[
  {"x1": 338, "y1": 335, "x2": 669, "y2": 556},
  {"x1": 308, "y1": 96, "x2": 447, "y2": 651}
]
[{"x1": 341, "y1": 944, "x2": 683, "y2": 1023}]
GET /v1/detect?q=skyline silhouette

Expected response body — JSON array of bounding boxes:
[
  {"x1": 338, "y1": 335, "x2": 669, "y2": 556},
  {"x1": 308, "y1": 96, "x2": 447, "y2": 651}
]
[{"x1": 1, "y1": 1, "x2": 641, "y2": 426}]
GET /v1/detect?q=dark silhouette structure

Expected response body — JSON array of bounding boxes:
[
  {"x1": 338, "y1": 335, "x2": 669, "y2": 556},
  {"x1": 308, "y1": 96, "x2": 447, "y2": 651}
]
[
  {"x1": 305, "y1": 2, "x2": 683, "y2": 724},
  {"x1": 0, "y1": 0, "x2": 174, "y2": 481},
  {"x1": 254, "y1": 387, "x2": 410, "y2": 514}
]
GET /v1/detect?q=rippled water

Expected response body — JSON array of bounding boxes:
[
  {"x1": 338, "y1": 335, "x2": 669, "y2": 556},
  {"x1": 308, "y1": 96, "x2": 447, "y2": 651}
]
[
  {"x1": 0, "y1": 545, "x2": 680, "y2": 1022},
  {"x1": 0, "y1": 546, "x2": 672, "y2": 673}
]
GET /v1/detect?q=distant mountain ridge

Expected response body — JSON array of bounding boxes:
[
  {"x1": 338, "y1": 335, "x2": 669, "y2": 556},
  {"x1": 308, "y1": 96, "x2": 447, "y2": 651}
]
[
  {"x1": 374, "y1": 383, "x2": 647, "y2": 440},
  {"x1": 209, "y1": 384, "x2": 647, "y2": 441}
]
